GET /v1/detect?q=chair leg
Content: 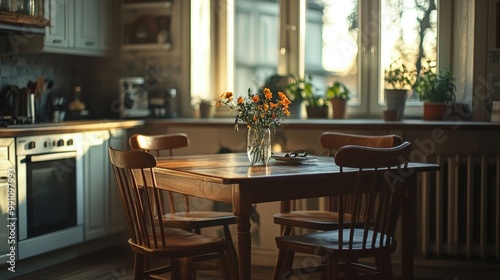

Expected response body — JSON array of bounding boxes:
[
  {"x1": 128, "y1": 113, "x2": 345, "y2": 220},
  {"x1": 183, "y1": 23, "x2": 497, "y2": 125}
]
[
  {"x1": 218, "y1": 250, "x2": 234, "y2": 280},
  {"x1": 133, "y1": 253, "x2": 145, "y2": 280},
  {"x1": 326, "y1": 257, "x2": 339, "y2": 280},
  {"x1": 223, "y1": 224, "x2": 238, "y2": 268},
  {"x1": 273, "y1": 249, "x2": 286, "y2": 280},
  {"x1": 381, "y1": 254, "x2": 394, "y2": 280},
  {"x1": 170, "y1": 258, "x2": 182, "y2": 280},
  {"x1": 281, "y1": 225, "x2": 293, "y2": 236},
  {"x1": 273, "y1": 249, "x2": 295, "y2": 280}
]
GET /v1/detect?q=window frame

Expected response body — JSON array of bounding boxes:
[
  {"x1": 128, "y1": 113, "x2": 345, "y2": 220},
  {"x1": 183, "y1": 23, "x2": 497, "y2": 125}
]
[{"x1": 207, "y1": 0, "x2": 452, "y2": 119}]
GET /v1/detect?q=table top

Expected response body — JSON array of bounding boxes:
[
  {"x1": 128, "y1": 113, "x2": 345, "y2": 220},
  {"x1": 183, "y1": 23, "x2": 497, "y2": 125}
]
[{"x1": 154, "y1": 153, "x2": 440, "y2": 184}]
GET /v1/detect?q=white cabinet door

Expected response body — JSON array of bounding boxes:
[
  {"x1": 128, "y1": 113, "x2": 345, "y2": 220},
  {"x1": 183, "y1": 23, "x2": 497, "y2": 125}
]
[
  {"x1": 0, "y1": 139, "x2": 15, "y2": 265},
  {"x1": 107, "y1": 129, "x2": 126, "y2": 234},
  {"x1": 75, "y1": 0, "x2": 100, "y2": 50},
  {"x1": 83, "y1": 131, "x2": 110, "y2": 240},
  {"x1": 45, "y1": 0, "x2": 73, "y2": 48},
  {"x1": 45, "y1": 0, "x2": 112, "y2": 55}
]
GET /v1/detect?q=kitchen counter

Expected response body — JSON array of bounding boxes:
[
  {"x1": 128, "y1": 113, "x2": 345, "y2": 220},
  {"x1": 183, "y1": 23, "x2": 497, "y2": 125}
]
[
  {"x1": 144, "y1": 117, "x2": 500, "y2": 131},
  {"x1": 0, "y1": 119, "x2": 144, "y2": 137}
]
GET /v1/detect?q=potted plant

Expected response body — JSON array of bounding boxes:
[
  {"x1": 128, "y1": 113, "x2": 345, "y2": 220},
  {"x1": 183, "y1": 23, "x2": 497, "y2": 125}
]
[
  {"x1": 305, "y1": 93, "x2": 329, "y2": 118},
  {"x1": 384, "y1": 59, "x2": 416, "y2": 120},
  {"x1": 286, "y1": 75, "x2": 328, "y2": 118},
  {"x1": 326, "y1": 81, "x2": 350, "y2": 119},
  {"x1": 414, "y1": 62, "x2": 456, "y2": 120},
  {"x1": 285, "y1": 76, "x2": 308, "y2": 118}
]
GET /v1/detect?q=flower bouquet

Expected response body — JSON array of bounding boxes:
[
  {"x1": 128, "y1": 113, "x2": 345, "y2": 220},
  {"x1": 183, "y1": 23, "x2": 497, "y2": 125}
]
[{"x1": 218, "y1": 88, "x2": 291, "y2": 165}]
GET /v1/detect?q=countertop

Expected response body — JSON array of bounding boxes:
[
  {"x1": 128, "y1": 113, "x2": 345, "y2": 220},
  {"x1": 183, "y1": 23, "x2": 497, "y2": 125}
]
[
  {"x1": 145, "y1": 118, "x2": 500, "y2": 131},
  {"x1": 1, "y1": 117, "x2": 499, "y2": 137},
  {"x1": 0, "y1": 119, "x2": 145, "y2": 137}
]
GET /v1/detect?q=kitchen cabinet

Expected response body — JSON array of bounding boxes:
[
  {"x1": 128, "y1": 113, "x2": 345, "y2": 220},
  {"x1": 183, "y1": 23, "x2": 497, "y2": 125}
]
[
  {"x1": 0, "y1": 138, "x2": 15, "y2": 266},
  {"x1": 44, "y1": 0, "x2": 115, "y2": 56},
  {"x1": 107, "y1": 129, "x2": 127, "y2": 234},
  {"x1": 83, "y1": 129, "x2": 126, "y2": 240},
  {"x1": 120, "y1": 1, "x2": 177, "y2": 53},
  {"x1": 74, "y1": 0, "x2": 100, "y2": 50},
  {"x1": 83, "y1": 130, "x2": 110, "y2": 240}
]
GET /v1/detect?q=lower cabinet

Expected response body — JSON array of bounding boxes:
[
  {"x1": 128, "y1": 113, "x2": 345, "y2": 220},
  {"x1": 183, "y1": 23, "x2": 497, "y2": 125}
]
[
  {"x1": 107, "y1": 129, "x2": 128, "y2": 234},
  {"x1": 0, "y1": 138, "x2": 15, "y2": 266},
  {"x1": 83, "y1": 129, "x2": 126, "y2": 240}
]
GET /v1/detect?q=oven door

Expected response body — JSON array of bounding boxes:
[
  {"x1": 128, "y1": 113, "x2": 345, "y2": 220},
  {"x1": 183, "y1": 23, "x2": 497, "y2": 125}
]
[{"x1": 17, "y1": 151, "x2": 84, "y2": 259}]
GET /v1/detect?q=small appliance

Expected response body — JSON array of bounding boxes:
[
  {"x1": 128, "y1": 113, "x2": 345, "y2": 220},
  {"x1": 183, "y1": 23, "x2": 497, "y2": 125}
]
[{"x1": 119, "y1": 77, "x2": 150, "y2": 118}]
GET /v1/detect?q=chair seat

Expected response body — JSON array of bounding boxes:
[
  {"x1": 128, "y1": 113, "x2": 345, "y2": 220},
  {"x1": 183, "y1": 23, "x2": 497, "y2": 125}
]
[
  {"x1": 162, "y1": 211, "x2": 237, "y2": 229},
  {"x1": 128, "y1": 228, "x2": 230, "y2": 258},
  {"x1": 274, "y1": 211, "x2": 354, "y2": 231},
  {"x1": 275, "y1": 228, "x2": 397, "y2": 259}
]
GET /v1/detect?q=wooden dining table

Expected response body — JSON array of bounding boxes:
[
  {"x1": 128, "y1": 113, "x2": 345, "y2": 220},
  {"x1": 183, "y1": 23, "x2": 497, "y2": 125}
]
[{"x1": 152, "y1": 153, "x2": 439, "y2": 280}]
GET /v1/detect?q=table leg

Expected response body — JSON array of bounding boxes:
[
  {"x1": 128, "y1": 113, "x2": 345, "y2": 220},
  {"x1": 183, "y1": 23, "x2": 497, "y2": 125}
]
[
  {"x1": 236, "y1": 214, "x2": 251, "y2": 280},
  {"x1": 401, "y1": 173, "x2": 417, "y2": 280}
]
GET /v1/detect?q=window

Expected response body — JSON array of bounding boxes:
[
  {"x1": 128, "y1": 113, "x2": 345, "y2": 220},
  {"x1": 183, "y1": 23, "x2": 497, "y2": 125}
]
[{"x1": 194, "y1": 0, "x2": 442, "y2": 118}]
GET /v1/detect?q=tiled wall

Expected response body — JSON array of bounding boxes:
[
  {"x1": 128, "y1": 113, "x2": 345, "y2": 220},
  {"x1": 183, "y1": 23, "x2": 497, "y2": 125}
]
[{"x1": 0, "y1": 51, "x2": 184, "y2": 119}]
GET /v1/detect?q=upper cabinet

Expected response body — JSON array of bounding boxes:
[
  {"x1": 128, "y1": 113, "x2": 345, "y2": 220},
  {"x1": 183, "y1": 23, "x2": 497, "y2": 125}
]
[
  {"x1": 120, "y1": 1, "x2": 177, "y2": 53},
  {"x1": 44, "y1": 0, "x2": 116, "y2": 56}
]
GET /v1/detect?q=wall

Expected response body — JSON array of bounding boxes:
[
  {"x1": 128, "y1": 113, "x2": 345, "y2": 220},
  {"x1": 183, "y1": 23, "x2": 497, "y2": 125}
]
[{"x1": 0, "y1": 52, "x2": 121, "y2": 119}]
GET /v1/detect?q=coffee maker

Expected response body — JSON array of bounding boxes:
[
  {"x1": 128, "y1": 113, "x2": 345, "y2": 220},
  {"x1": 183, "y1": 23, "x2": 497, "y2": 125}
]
[{"x1": 119, "y1": 77, "x2": 150, "y2": 118}]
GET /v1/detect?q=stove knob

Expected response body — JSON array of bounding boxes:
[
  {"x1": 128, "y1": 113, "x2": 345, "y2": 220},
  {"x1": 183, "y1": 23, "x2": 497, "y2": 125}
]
[
  {"x1": 44, "y1": 141, "x2": 49, "y2": 148},
  {"x1": 57, "y1": 139, "x2": 64, "y2": 147},
  {"x1": 27, "y1": 141, "x2": 36, "y2": 150},
  {"x1": 67, "y1": 139, "x2": 74, "y2": 146}
]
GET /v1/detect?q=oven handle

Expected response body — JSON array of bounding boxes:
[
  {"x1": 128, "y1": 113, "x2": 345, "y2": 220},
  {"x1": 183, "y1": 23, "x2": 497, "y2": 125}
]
[{"x1": 29, "y1": 151, "x2": 78, "y2": 163}]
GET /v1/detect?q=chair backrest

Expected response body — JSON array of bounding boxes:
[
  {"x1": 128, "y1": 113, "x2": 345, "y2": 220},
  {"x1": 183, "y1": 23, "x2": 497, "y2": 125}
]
[
  {"x1": 129, "y1": 133, "x2": 189, "y2": 157},
  {"x1": 333, "y1": 142, "x2": 412, "y2": 250},
  {"x1": 317, "y1": 132, "x2": 403, "y2": 212},
  {"x1": 129, "y1": 133, "x2": 190, "y2": 213},
  {"x1": 320, "y1": 132, "x2": 402, "y2": 156},
  {"x1": 108, "y1": 147, "x2": 168, "y2": 248}
]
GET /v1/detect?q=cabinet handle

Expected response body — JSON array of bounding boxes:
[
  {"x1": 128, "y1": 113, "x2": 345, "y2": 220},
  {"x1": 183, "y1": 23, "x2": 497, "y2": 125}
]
[
  {"x1": 52, "y1": 40, "x2": 62, "y2": 44},
  {"x1": 85, "y1": 41, "x2": 95, "y2": 46}
]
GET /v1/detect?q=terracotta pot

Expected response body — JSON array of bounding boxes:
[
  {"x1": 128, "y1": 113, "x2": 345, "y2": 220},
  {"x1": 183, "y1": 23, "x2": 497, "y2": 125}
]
[
  {"x1": 331, "y1": 98, "x2": 347, "y2": 119},
  {"x1": 383, "y1": 110, "x2": 399, "y2": 121},
  {"x1": 306, "y1": 106, "x2": 328, "y2": 118},
  {"x1": 423, "y1": 102, "x2": 448, "y2": 120}
]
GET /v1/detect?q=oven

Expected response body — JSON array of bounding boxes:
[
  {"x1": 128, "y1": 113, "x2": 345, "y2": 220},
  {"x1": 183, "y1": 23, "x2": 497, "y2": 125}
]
[{"x1": 16, "y1": 133, "x2": 84, "y2": 260}]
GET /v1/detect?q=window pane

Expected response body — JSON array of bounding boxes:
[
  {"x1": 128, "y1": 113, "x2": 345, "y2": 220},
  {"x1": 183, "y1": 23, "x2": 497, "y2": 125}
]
[
  {"x1": 380, "y1": 0, "x2": 437, "y2": 104},
  {"x1": 305, "y1": 0, "x2": 359, "y2": 103},
  {"x1": 234, "y1": 0, "x2": 279, "y2": 96}
]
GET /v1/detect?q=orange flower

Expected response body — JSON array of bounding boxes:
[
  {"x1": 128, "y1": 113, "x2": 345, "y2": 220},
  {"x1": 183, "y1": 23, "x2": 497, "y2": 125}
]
[
  {"x1": 218, "y1": 87, "x2": 292, "y2": 131},
  {"x1": 264, "y1": 88, "x2": 273, "y2": 100}
]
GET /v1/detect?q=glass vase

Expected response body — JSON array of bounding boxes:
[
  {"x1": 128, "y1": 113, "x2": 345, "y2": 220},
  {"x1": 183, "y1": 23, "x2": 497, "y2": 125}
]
[{"x1": 247, "y1": 127, "x2": 271, "y2": 166}]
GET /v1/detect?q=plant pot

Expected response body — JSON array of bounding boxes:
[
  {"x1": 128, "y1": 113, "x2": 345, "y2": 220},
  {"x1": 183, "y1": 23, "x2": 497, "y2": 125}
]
[
  {"x1": 385, "y1": 89, "x2": 408, "y2": 120},
  {"x1": 287, "y1": 100, "x2": 303, "y2": 119},
  {"x1": 423, "y1": 102, "x2": 448, "y2": 120},
  {"x1": 199, "y1": 102, "x2": 215, "y2": 118},
  {"x1": 306, "y1": 106, "x2": 328, "y2": 118},
  {"x1": 383, "y1": 110, "x2": 399, "y2": 121},
  {"x1": 331, "y1": 98, "x2": 347, "y2": 119}
]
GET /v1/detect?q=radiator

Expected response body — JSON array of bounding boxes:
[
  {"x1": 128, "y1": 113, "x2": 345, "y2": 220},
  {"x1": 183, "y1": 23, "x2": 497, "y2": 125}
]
[{"x1": 417, "y1": 154, "x2": 500, "y2": 260}]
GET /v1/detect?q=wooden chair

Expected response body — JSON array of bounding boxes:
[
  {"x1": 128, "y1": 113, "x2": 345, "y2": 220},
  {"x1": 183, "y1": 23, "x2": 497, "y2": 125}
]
[
  {"x1": 274, "y1": 132, "x2": 403, "y2": 236},
  {"x1": 273, "y1": 141, "x2": 413, "y2": 279},
  {"x1": 108, "y1": 147, "x2": 235, "y2": 279},
  {"x1": 129, "y1": 133, "x2": 238, "y2": 264}
]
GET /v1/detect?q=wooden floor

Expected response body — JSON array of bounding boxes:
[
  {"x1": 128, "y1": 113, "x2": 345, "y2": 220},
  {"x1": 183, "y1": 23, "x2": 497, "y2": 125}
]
[{"x1": 10, "y1": 245, "x2": 500, "y2": 280}]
